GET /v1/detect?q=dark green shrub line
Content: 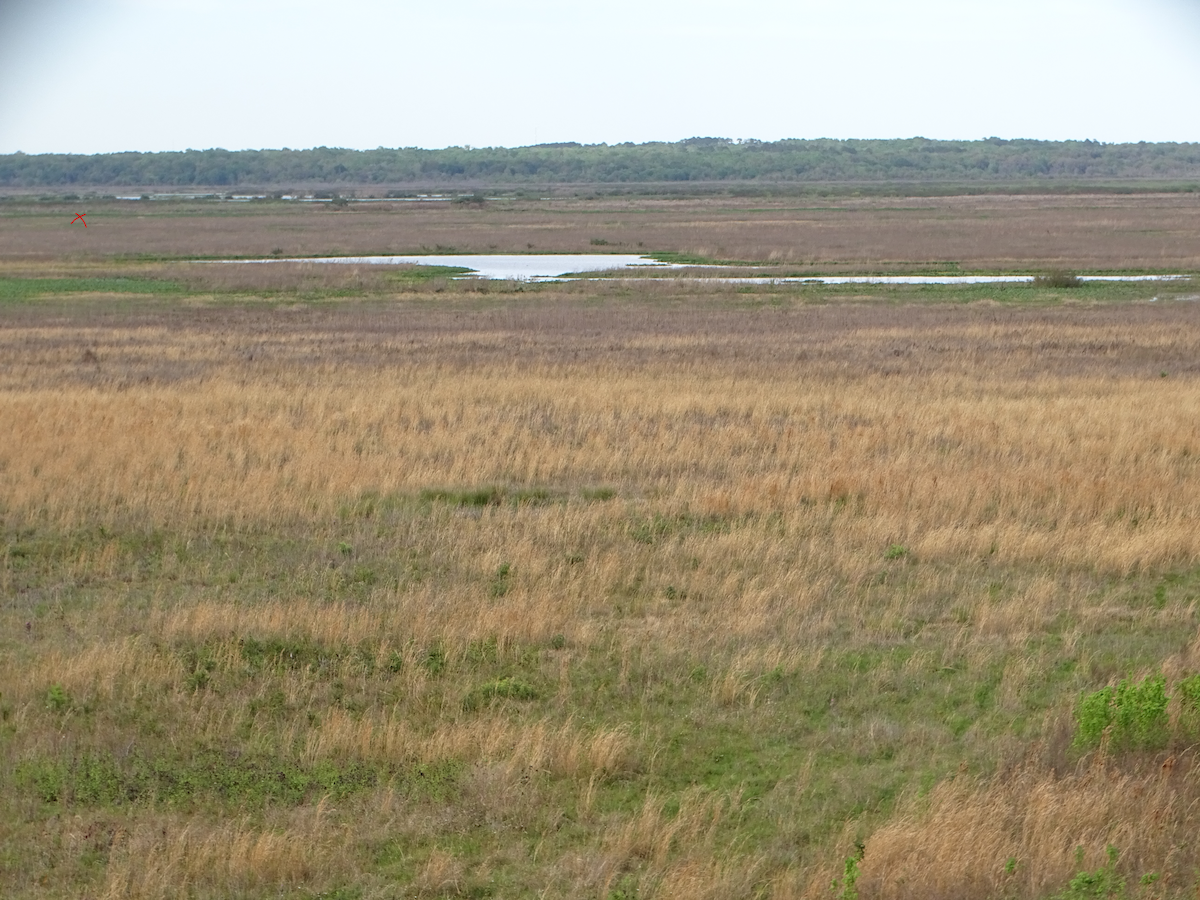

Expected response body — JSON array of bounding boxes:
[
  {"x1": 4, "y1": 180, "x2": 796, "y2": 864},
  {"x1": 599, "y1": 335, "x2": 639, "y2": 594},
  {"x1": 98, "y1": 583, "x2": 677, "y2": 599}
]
[
  {"x1": 7, "y1": 139, "x2": 1200, "y2": 188},
  {"x1": 343, "y1": 485, "x2": 605, "y2": 519},
  {"x1": 580, "y1": 486, "x2": 617, "y2": 502}
]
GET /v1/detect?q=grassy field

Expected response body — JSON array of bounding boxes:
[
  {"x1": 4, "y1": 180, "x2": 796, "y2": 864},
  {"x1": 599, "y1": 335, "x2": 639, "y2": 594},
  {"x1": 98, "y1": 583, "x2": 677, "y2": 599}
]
[
  {"x1": 2, "y1": 199, "x2": 1200, "y2": 898},
  {"x1": 3, "y1": 192, "x2": 1200, "y2": 272}
]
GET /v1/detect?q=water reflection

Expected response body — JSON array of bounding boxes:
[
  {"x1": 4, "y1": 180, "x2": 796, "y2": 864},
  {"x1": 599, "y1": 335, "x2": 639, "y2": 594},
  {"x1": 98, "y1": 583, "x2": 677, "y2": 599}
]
[{"x1": 218, "y1": 255, "x2": 1191, "y2": 284}]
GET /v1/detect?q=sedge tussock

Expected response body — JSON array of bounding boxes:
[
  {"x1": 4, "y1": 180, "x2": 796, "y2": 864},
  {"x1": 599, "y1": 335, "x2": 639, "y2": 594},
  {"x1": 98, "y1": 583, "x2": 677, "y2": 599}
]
[{"x1": 710, "y1": 646, "x2": 799, "y2": 708}]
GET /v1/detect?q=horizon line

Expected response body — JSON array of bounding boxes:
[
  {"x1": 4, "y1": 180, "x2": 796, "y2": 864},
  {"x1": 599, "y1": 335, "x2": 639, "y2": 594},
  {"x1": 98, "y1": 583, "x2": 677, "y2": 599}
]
[{"x1": 6, "y1": 136, "x2": 1197, "y2": 157}]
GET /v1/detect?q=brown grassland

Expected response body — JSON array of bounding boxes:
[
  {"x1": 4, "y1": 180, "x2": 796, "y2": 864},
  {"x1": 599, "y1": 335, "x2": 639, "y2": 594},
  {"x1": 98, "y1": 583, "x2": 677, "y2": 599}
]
[
  {"x1": 4, "y1": 192, "x2": 1200, "y2": 270},
  {"x1": 2, "y1": 196, "x2": 1200, "y2": 899}
]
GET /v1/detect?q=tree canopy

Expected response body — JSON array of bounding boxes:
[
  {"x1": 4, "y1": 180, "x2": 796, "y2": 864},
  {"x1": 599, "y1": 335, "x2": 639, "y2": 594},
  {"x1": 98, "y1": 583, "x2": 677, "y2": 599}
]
[{"x1": 3, "y1": 137, "x2": 1200, "y2": 188}]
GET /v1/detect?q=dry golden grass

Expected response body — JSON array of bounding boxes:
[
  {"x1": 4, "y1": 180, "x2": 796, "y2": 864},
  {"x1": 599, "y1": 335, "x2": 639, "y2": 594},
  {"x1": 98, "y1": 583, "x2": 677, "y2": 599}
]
[
  {"x1": 5, "y1": 308, "x2": 1200, "y2": 577},
  {"x1": 801, "y1": 631, "x2": 1200, "y2": 900},
  {"x1": 101, "y1": 805, "x2": 349, "y2": 900},
  {"x1": 551, "y1": 789, "x2": 744, "y2": 898},
  {"x1": 5, "y1": 281, "x2": 1200, "y2": 898},
  {"x1": 410, "y1": 848, "x2": 467, "y2": 897},
  {"x1": 298, "y1": 708, "x2": 634, "y2": 778},
  {"x1": 845, "y1": 754, "x2": 1200, "y2": 900},
  {"x1": 15, "y1": 636, "x2": 183, "y2": 704}
]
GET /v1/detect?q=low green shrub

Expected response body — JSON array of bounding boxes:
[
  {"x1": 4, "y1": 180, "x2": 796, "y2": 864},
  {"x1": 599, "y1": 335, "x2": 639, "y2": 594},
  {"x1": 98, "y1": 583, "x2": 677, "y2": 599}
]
[
  {"x1": 831, "y1": 843, "x2": 864, "y2": 900},
  {"x1": 1075, "y1": 686, "x2": 1115, "y2": 750},
  {"x1": 1179, "y1": 673, "x2": 1200, "y2": 734},
  {"x1": 46, "y1": 684, "x2": 72, "y2": 714},
  {"x1": 1074, "y1": 674, "x2": 1169, "y2": 752},
  {"x1": 1033, "y1": 270, "x2": 1083, "y2": 288},
  {"x1": 465, "y1": 636, "x2": 500, "y2": 666},
  {"x1": 1052, "y1": 846, "x2": 1124, "y2": 900},
  {"x1": 423, "y1": 642, "x2": 448, "y2": 677}
]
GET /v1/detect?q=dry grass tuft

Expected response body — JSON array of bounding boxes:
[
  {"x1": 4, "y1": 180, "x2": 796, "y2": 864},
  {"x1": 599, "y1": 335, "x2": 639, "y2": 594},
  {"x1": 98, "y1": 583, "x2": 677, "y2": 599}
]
[
  {"x1": 851, "y1": 754, "x2": 1200, "y2": 900},
  {"x1": 609, "y1": 790, "x2": 731, "y2": 872},
  {"x1": 4, "y1": 637, "x2": 182, "y2": 706},
  {"x1": 411, "y1": 849, "x2": 467, "y2": 897},
  {"x1": 654, "y1": 854, "x2": 766, "y2": 900},
  {"x1": 557, "y1": 790, "x2": 738, "y2": 897},
  {"x1": 102, "y1": 807, "x2": 346, "y2": 899},
  {"x1": 298, "y1": 708, "x2": 634, "y2": 779}
]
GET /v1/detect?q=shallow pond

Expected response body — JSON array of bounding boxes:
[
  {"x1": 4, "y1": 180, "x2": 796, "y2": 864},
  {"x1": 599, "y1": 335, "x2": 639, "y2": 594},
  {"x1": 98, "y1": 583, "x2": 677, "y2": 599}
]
[
  {"x1": 223, "y1": 254, "x2": 668, "y2": 280},
  {"x1": 217, "y1": 255, "x2": 1190, "y2": 284}
]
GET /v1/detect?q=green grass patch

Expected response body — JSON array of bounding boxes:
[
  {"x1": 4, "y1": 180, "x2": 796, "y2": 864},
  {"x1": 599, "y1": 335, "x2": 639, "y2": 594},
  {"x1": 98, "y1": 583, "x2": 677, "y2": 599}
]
[
  {"x1": 418, "y1": 485, "x2": 600, "y2": 508},
  {"x1": 14, "y1": 748, "x2": 389, "y2": 808},
  {"x1": 626, "y1": 511, "x2": 738, "y2": 544},
  {"x1": 0, "y1": 276, "x2": 186, "y2": 303},
  {"x1": 462, "y1": 677, "x2": 539, "y2": 711},
  {"x1": 420, "y1": 486, "x2": 506, "y2": 507},
  {"x1": 580, "y1": 486, "x2": 617, "y2": 501},
  {"x1": 645, "y1": 251, "x2": 759, "y2": 266}
]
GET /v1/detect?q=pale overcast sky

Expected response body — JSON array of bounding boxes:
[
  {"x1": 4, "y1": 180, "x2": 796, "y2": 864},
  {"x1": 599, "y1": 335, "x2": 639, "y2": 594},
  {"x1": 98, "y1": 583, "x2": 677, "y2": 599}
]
[{"x1": 1, "y1": 0, "x2": 1198, "y2": 154}]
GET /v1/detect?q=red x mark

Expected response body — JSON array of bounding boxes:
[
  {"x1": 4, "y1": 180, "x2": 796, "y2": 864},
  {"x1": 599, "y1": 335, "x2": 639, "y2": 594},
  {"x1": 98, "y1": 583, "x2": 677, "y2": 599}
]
[{"x1": 72, "y1": 213, "x2": 87, "y2": 227}]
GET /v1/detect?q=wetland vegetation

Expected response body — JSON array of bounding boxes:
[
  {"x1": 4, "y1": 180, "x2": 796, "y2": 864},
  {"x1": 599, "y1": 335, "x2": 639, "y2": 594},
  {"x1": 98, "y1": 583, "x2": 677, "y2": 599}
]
[{"x1": 2, "y1": 196, "x2": 1200, "y2": 898}]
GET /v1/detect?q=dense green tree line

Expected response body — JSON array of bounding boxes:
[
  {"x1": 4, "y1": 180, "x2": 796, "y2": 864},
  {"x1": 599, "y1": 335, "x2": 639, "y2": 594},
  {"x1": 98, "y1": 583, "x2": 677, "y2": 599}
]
[{"x1": 3, "y1": 137, "x2": 1200, "y2": 187}]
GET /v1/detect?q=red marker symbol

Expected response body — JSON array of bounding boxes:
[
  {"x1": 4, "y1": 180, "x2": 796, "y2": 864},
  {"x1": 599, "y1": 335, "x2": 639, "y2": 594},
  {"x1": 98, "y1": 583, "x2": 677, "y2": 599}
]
[{"x1": 72, "y1": 213, "x2": 87, "y2": 227}]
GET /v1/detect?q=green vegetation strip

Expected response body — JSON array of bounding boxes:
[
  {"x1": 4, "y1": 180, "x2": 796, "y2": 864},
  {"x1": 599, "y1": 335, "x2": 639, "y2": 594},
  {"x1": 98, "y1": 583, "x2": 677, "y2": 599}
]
[
  {"x1": 15, "y1": 749, "x2": 392, "y2": 808},
  {"x1": 0, "y1": 277, "x2": 186, "y2": 302}
]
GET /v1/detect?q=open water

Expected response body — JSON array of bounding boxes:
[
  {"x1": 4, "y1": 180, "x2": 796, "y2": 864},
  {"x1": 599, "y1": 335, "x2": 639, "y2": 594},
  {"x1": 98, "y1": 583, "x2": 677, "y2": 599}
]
[{"x1": 216, "y1": 255, "x2": 1192, "y2": 284}]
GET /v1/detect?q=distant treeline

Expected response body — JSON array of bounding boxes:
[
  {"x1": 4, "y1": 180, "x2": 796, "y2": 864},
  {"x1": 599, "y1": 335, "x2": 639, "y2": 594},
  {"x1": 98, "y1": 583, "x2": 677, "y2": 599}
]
[{"x1": 4, "y1": 137, "x2": 1200, "y2": 187}]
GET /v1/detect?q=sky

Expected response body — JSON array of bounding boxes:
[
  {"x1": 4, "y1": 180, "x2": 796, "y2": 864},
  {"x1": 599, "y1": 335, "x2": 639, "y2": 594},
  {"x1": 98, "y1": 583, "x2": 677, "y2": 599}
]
[{"x1": 1, "y1": 0, "x2": 1199, "y2": 155}]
